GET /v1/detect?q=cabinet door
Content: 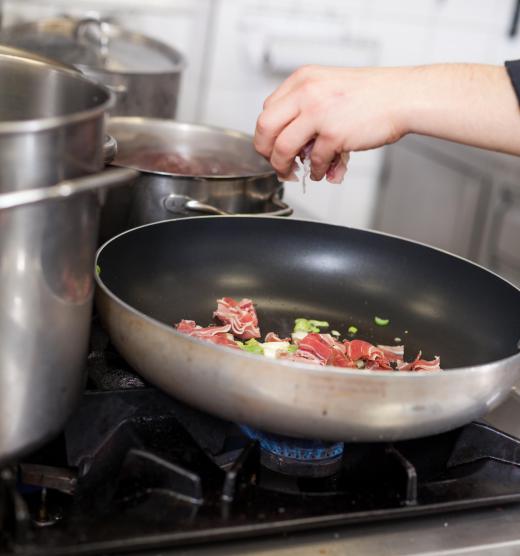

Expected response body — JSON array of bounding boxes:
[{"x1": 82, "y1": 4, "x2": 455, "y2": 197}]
[
  {"x1": 483, "y1": 186, "x2": 520, "y2": 287},
  {"x1": 374, "y1": 145, "x2": 486, "y2": 259}
]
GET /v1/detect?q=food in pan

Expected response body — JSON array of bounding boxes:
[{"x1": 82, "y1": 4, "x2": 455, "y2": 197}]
[{"x1": 175, "y1": 297, "x2": 441, "y2": 371}]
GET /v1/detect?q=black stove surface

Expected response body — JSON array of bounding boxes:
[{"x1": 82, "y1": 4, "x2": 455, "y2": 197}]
[{"x1": 2, "y1": 320, "x2": 520, "y2": 555}]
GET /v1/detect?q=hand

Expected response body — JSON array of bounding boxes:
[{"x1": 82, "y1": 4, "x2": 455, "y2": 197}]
[{"x1": 254, "y1": 65, "x2": 412, "y2": 181}]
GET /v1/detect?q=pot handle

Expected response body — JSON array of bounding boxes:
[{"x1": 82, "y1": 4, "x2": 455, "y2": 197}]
[
  {"x1": 268, "y1": 196, "x2": 293, "y2": 217},
  {"x1": 74, "y1": 18, "x2": 110, "y2": 64},
  {"x1": 164, "y1": 194, "x2": 229, "y2": 215},
  {"x1": 0, "y1": 168, "x2": 137, "y2": 211},
  {"x1": 103, "y1": 134, "x2": 118, "y2": 165},
  {"x1": 163, "y1": 193, "x2": 293, "y2": 217}
]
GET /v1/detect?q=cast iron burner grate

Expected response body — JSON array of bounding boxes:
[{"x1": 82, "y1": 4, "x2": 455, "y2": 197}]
[{"x1": 2, "y1": 320, "x2": 520, "y2": 555}]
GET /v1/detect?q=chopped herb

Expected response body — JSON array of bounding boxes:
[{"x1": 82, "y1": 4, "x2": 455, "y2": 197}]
[
  {"x1": 293, "y1": 318, "x2": 329, "y2": 333},
  {"x1": 374, "y1": 316, "x2": 390, "y2": 326},
  {"x1": 240, "y1": 338, "x2": 264, "y2": 355},
  {"x1": 95, "y1": 264, "x2": 101, "y2": 276},
  {"x1": 287, "y1": 345, "x2": 298, "y2": 353},
  {"x1": 347, "y1": 325, "x2": 358, "y2": 335},
  {"x1": 331, "y1": 330, "x2": 340, "y2": 337}
]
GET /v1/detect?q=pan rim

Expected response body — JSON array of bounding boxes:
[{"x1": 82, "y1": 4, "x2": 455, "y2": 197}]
[
  {"x1": 94, "y1": 215, "x2": 520, "y2": 377},
  {"x1": 107, "y1": 116, "x2": 277, "y2": 180}
]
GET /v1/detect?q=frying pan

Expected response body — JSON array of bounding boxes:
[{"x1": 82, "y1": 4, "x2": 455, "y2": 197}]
[{"x1": 95, "y1": 216, "x2": 520, "y2": 441}]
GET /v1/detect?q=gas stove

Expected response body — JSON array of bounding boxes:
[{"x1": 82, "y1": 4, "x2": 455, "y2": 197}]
[{"x1": 2, "y1": 319, "x2": 520, "y2": 556}]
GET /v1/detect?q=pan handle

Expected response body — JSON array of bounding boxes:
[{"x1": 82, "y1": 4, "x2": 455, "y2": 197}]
[
  {"x1": 0, "y1": 168, "x2": 137, "y2": 211},
  {"x1": 163, "y1": 193, "x2": 293, "y2": 217}
]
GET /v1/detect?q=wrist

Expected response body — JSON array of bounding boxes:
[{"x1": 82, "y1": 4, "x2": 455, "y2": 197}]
[{"x1": 393, "y1": 65, "x2": 435, "y2": 138}]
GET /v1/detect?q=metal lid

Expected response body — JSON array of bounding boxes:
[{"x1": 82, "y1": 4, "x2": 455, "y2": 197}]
[
  {"x1": 0, "y1": 17, "x2": 184, "y2": 75},
  {"x1": 108, "y1": 117, "x2": 276, "y2": 179}
]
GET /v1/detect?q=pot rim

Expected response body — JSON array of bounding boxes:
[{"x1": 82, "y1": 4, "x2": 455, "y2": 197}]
[
  {"x1": 108, "y1": 117, "x2": 279, "y2": 180},
  {"x1": 0, "y1": 55, "x2": 113, "y2": 134},
  {"x1": 75, "y1": 25, "x2": 186, "y2": 77}
]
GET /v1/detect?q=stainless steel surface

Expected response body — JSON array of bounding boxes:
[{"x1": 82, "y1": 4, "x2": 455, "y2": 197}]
[
  {"x1": 95, "y1": 217, "x2": 520, "y2": 443},
  {"x1": 103, "y1": 134, "x2": 118, "y2": 165},
  {"x1": 99, "y1": 118, "x2": 286, "y2": 242},
  {"x1": 0, "y1": 168, "x2": 134, "y2": 210},
  {"x1": 143, "y1": 504, "x2": 520, "y2": 555},
  {"x1": 0, "y1": 17, "x2": 184, "y2": 118},
  {"x1": 0, "y1": 168, "x2": 136, "y2": 466},
  {"x1": 162, "y1": 193, "x2": 292, "y2": 217},
  {"x1": 0, "y1": 52, "x2": 134, "y2": 464},
  {"x1": 0, "y1": 44, "x2": 78, "y2": 73}
]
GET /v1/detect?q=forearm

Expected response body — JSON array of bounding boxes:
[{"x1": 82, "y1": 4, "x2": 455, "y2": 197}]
[{"x1": 400, "y1": 63, "x2": 520, "y2": 155}]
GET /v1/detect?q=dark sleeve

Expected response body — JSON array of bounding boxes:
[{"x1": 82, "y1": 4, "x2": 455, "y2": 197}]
[{"x1": 505, "y1": 60, "x2": 520, "y2": 102}]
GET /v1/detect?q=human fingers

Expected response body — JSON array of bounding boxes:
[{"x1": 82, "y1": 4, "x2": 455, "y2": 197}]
[
  {"x1": 269, "y1": 116, "x2": 317, "y2": 178},
  {"x1": 254, "y1": 93, "x2": 300, "y2": 160},
  {"x1": 326, "y1": 152, "x2": 350, "y2": 184},
  {"x1": 308, "y1": 134, "x2": 342, "y2": 181}
]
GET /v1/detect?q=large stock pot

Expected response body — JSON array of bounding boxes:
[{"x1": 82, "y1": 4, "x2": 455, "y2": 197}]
[
  {"x1": 0, "y1": 17, "x2": 185, "y2": 118},
  {"x1": 0, "y1": 50, "x2": 136, "y2": 464}
]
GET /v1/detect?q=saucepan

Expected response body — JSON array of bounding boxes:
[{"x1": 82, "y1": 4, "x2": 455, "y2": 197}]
[
  {"x1": 98, "y1": 117, "x2": 292, "y2": 243},
  {"x1": 95, "y1": 216, "x2": 520, "y2": 442}
]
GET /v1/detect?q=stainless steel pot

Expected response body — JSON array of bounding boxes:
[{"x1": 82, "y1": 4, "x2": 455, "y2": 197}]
[
  {"x1": 99, "y1": 117, "x2": 291, "y2": 242},
  {"x1": 0, "y1": 53, "x2": 110, "y2": 191},
  {"x1": 0, "y1": 51, "x2": 137, "y2": 464},
  {"x1": 0, "y1": 169, "x2": 136, "y2": 466},
  {"x1": 0, "y1": 17, "x2": 185, "y2": 118}
]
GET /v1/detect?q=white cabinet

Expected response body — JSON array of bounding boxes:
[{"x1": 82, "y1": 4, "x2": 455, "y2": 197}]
[
  {"x1": 481, "y1": 185, "x2": 520, "y2": 285},
  {"x1": 374, "y1": 141, "x2": 488, "y2": 259},
  {"x1": 375, "y1": 135, "x2": 520, "y2": 287}
]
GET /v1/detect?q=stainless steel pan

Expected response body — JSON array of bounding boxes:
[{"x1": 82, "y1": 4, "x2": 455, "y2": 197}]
[{"x1": 95, "y1": 217, "x2": 520, "y2": 442}]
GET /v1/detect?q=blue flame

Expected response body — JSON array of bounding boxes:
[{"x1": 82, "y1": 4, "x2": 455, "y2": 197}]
[{"x1": 240, "y1": 425, "x2": 344, "y2": 461}]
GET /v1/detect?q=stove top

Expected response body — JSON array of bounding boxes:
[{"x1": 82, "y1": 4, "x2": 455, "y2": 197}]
[{"x1": 2, "y1": 320, "x2": 520, "y2": 555}]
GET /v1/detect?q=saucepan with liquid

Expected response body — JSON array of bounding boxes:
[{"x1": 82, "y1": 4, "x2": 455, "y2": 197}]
[{"x1": 99, "y1": 117, "x2": 291, "y2": 243}]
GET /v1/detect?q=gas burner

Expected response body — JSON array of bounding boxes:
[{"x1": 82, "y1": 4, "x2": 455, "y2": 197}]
[{"x1": 240, "y1": 425, "x2": 344, "y2": 478}]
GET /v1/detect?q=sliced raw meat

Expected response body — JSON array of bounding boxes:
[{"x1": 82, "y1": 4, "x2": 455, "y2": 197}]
[{"x1": 214, "y1": 297, "x2": 260, "y2": 339}]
